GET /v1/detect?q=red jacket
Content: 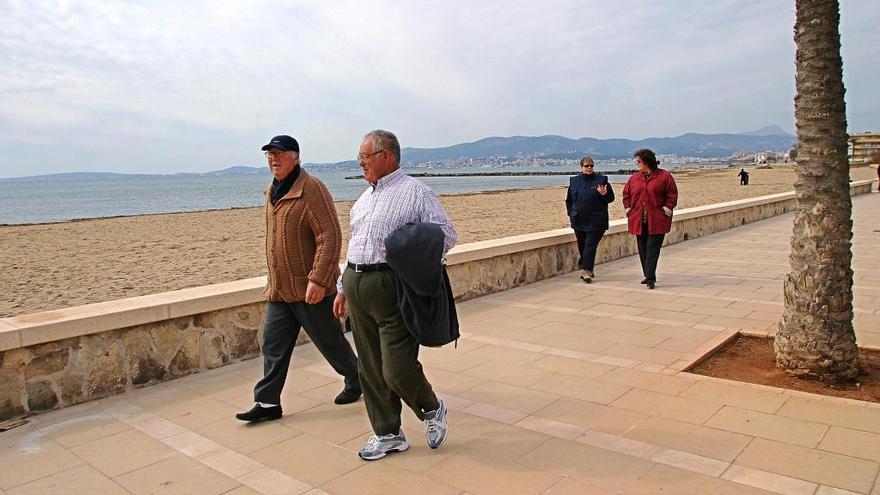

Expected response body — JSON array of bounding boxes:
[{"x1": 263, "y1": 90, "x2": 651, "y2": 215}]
[{"x1": 622, "y1": 168, "x2": 678, "y2": 235}]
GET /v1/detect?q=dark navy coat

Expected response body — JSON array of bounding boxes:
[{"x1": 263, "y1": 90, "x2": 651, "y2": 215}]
[
  {"x1": 384, "y1": 222, "x2": 459, "y2": 347},
  {"x1": 565, "y1": 173, "x2": 615, "y2": 232}
]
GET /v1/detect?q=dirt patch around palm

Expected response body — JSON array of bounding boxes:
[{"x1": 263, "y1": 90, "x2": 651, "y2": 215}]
[{"x1": 688, "y1": 335, "x2": 880, "y2": 404}]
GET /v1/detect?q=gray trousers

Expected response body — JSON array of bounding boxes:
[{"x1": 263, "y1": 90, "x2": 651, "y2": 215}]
[{"x1": 253, "y1": 296, "x2": 359, "y2": 405}]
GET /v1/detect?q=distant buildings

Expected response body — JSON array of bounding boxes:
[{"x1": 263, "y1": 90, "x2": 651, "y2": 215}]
[
  {"x1": 752, "y1": 150, "x2": 794, "y2": 164},
  {"x1": 848, "y1": 132, "x2": 880, "y2": 165},
  {"x1": 754, "y1": 151, "x2": 778, "y2": 164}
]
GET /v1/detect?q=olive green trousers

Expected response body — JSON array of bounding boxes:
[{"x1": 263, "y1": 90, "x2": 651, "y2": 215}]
[{"x1": 343, "y1": 268, "x2": 440, "y2": 436}]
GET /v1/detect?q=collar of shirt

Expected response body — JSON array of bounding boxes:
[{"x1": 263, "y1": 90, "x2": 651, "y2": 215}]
[{"x1": 371, "y1": 167, "x2": 406, "y2": 190}]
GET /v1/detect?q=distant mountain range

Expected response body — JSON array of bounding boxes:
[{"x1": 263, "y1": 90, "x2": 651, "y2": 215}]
[
  {"x1": 399, "y1": 126, "x2": 794, "y2": 164},
  {"x1": 2, "y1": 127, "x2": 795, "y2": 180}
]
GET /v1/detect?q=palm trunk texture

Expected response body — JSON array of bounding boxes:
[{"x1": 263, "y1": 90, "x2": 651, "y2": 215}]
[{"x1": 774, "y1": 0, "x2": 858, "y2": 381}]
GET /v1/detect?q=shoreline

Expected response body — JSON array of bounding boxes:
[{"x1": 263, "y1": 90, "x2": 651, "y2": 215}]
[
  {"x1": 0, "y1": 164, "x2": 748, "y2": 227},
  {"x1": 0, "y1": 184, "x2": 579, "y2": 228},
  {"x1": 2, "y1": 165, "x2": 876, "y2": 317}
]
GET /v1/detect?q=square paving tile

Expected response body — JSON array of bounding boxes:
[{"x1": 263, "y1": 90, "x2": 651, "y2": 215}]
[
  {"x1": 530, "y1": 355, "x2": 616, "y2": 379},
  {"x1": 777, "y1": 397, "x2": 880, "y2": 434},
  {"x1": 320, "y1": 461, "x2": 460, "y2": 495},
  {"x1": 281, "y1": 403, "x2": 372, "y2": 444},
  {"x1": 5, "y1": 465, "x2": 127, "y2": 495},
  {"x1": 610, "y1": 389, "x2": 721, "y2": 424},
  {"x1": 461, "y1": 360, "x2": 555, "y2": 387},
  {"x1": 519, "y1": 437, "x2": 654, "y2": 491},
  {"x1": 529, "y1": 374, "x2": 631, "y2": 405},
  {"x1": 41, "y1": 413, "x2": 131, "y2": 448},
  {"x1": 250, "y1": 433, "x2": 362, "y2": 486},
  {"x1": 543, "y1": 477, "x2": 616, "y2": 495},
  {"x1": 440, "y1": 412, "x2": 552, "y2": 462},
  {"x1": 625, "y1": 464, "x2": 777, "y2": 495},
  {"x1": 817, "y1": 426, "x2": 880, "y2": 463},
  {"x1": 624, "y1": 416, "x2": 751, "y2": 462},
  {"x1": 150, "y1": 397, "x2": 241, "y2": 429},
  {"x1": 459, "y1": 381, "x2": 561, "y2": 414},
  {"x1": 598, "y1": 368, "x2": 695, "y2": 395},
  {"x1": 679, "y1": 379, "x2": 789, "y2": 414},
  {"x1": 196, "y1": 416, "x2": 300, "y2": 454},
  {"x1": 70, "y1": 429, "x2": 175, "y2": 478},
  {"x1": 426, "y1": 448, "x2": 562, "y2": 495},
  {"x1": 533, "y1": 397, "x2": 647, "y2": 435},
  {"x1": 705, "y1": 405, "x2": 828, "y2": 448},
  {"x1": 735, "y1": 438, "x2": 879, "y2": 494},
  {"x1": 113, "y1": 454, "x2": 239, "y2": 495}
]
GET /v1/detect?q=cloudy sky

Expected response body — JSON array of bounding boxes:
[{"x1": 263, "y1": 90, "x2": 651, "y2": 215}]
[{"x1": 0, "y1": 0, "x2": 877, "y2": 177}]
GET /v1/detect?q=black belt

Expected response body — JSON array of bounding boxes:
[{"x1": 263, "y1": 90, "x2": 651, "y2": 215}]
[{"x1": 347, "y1": 261, "x2": 391, "y2": 272}]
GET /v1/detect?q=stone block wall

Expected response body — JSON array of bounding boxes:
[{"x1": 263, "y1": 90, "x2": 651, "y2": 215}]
[{"x1": 1, "y1": 303, "x2": 267, "y2": 419}]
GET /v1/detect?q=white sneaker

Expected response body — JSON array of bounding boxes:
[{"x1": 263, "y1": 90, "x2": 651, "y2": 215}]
[
  {"x1": 358, "y1": 430, "x2": 409, "y2": 461},
  {"x1": 424, "y1": 399, "x2": 448, "y2": 449}
]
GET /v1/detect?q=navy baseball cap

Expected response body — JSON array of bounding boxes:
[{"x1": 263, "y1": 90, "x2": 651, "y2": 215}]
[{"x1": 261, "y1": 135, "x2": 300, "y2": 152}]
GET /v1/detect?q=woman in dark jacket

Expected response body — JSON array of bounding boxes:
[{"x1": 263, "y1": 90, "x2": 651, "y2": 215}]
[
  {"x1": 621, "y1": 149, "x2": 678, "y2": 289},
  {"x1": 565, "y1": 156, "x2": 615, "y2": 283}
]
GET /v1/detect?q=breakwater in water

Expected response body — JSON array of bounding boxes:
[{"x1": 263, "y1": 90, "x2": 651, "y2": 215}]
[{"x1": 345, "y1": 169, "x2": 639, "y2": 179}]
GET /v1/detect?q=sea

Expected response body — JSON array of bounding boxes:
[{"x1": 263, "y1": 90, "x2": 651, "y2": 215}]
[{"x1": 0, "y1": 163, "x2": 684, "y2": 225}]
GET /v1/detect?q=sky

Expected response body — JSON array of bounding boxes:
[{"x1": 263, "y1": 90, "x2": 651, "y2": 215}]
[{"x1": 0, "y1": 0, "x2": 877, "y2": 178}]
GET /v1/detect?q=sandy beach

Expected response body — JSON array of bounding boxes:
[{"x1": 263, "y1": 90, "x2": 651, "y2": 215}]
[{"x1": 2, "y1": 165, "x2": 876, "y2": 317}]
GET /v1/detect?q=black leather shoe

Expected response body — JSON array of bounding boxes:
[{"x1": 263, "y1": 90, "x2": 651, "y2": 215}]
[
  {"x1": 646, "y1": 280, "x2": 656, "y2": 289},
  {"x1": 235, "y1": 404, "x2": 282, "y2": 422},
  {"x1": 640, "y1": 278, "x2": 649, "y2": 284},
  {"x1": 334, "y1": 384, "x2": 362, "y2": 405}
]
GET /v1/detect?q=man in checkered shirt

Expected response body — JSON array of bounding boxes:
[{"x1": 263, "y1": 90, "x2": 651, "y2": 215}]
[{"x1": 333, "y1": 129, "x2": 457, "y2": 461}]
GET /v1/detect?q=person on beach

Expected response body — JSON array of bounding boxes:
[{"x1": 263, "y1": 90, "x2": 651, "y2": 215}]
[
  {"x1": 333, "y1": 129, "x2": 456, "y2": 461},
  {"x1": 622, "y1": 148, "x2": 678, "y2": 289},
  {"x1": 236, "y1": 135, "x2": 361, "y2": 423},
  {"x1": 565, "y1": 156, "x2": 615, "y2": 283},
  {"x1": 738, "y1": 168, "x2": 750, "y2": 185}
]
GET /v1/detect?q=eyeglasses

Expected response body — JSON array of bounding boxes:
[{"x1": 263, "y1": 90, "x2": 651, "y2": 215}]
[
  {"x1": 357, "y1": 149, "x2": 384, "y2": 161},
  {"x1": 264, "y1": 150, "x2": 286, "y2": 158},
  {"x1": 581, "y1": 164, "x2": 594, "y2": 168}
]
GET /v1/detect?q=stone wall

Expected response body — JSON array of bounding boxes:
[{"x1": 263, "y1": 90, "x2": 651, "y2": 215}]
[
  {"x1": 0, "y1": 304, "x2": 266, "y2": 419},
  {"x1": 0, "y1": 179, "x2": 875, "y2": 421},
  {"x1": 445, "y1": 195, "x2": 799, "y2": 300}
]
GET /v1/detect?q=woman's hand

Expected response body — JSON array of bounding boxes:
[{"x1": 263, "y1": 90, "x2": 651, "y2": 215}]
[
  {"x1": 662, "y1": 206, "x2": 672, "y2": 217},
  {"x1": 597, "y1": 184, "x2": 608, "y2": 196}
]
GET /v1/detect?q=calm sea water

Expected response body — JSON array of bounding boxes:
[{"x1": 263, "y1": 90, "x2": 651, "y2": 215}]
[{"x1": 0, "y1": 165, "x2": 638, "y2": 225}]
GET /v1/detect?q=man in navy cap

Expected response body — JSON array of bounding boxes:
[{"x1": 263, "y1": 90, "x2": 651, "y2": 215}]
[{"x1": 236, "y1": 135, "x2": 361, "y2": 422}]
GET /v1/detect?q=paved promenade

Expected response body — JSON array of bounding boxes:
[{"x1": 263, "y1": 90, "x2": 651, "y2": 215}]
[{"x1": 2, "y1": 192, "x2": 879, "y2": 495}]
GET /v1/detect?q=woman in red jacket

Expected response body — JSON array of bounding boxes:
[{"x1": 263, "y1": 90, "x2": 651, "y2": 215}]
[{"x1": 621, "y1": 149, "x2": 678, "y2": 289}]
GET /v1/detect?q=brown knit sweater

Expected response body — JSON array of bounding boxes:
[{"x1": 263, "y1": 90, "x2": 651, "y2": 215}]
[{"x1": 263, "y1": 169, "x2": 342, "y2": 302}]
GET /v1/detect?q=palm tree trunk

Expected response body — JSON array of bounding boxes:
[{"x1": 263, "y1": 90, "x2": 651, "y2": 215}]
[{"x1": 774, "y1": 0, "x2": 858, "y2": 382}]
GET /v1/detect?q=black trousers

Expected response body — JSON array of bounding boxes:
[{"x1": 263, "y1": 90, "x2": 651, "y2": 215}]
[
  {"x1": 254, "y1": 296, "x2": 359, "y2": 405},
  {"x1": 574, "y1": 229, "x2": 605, "y2": 271},
  {"x1": 636, "y1": 221, "x2": 665, "y2": 282}
]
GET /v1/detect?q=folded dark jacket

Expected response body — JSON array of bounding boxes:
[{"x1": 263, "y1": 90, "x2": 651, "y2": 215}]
[{"x1": 384, "y1": 222, "x2": 459, "y2": 347}]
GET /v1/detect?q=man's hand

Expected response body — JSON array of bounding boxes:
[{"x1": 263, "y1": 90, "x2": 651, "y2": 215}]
[
  {"x1": 333, "y1": 293, "x2": 347, "y2": 319},
  {"x1": 597, "y1": 184, "x2": 608, "y2": 196},
  {"x1": 305, "y1": 281, "x2": 326, "y2": 304}
]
